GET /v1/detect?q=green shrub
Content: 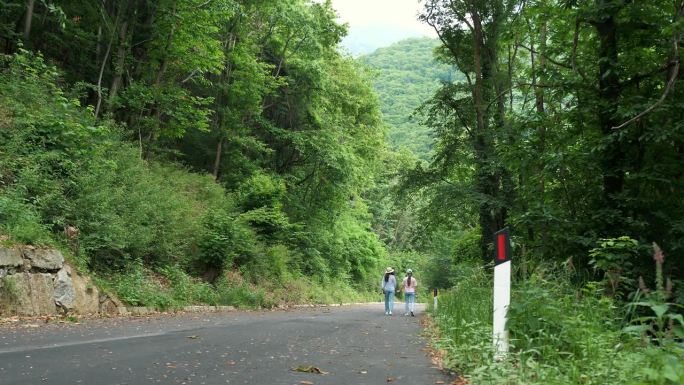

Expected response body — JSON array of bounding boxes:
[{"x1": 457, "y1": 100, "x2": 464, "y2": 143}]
[
  {"x1": 73, "y1": 150, "x2": 215, "y2": 270},
  {"x1": 589, "y1": 236, "x2": 641, "y2": 298},
  {"x1": 237, "y1": 172, "x2": 285, "y2": 211},
  {"x1": 429, "y1": 261, "x2": 684, "y2": 385},
  {"x1": 103, "y1": 261, "x2": 174, "y2": 310},
  {"x1": 0, "y1": 193, "x2": 51, "y2": 245},
  {"x1": 452, "y1": 228, "x2": 481, "y2": 263},
  {"x1": 197, "y1": 209, "x2": 256, "y2": 275},
  {"x1": 159, "y1": 264, "x2": 218, "y2": 305},
  {"x1": 418, "y1": 228, "x2": 481, "y2": 290},
  {"x1": 622, "y1": 244, "x2": 684, "y2": 385},
  {"x1": 214, "y1": 272, "x2": 274, "y2": 308}
]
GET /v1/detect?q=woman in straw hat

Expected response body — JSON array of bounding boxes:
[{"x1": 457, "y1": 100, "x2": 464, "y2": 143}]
[{"x1": 381, "y1": 267, "x2": 397, "y2": 315}]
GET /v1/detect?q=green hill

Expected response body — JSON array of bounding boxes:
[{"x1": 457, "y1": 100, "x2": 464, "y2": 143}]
[{"x1": 360, "y1": 37, "x2": 458, "y2": 159}]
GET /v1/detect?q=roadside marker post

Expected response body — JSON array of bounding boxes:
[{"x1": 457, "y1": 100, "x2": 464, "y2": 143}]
[
  {"x1": 433, "y1": 288, "x2": 438, "y2": 312},
  {"x1": 493, "y1": 227, "x2": 511, "y2": 358}
]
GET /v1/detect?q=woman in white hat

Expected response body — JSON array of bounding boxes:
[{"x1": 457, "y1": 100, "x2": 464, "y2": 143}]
[
  {"x1": 400, "y1": 268, "x2": 417, "y2": 316},
  {"x1": 381, "y1": 267, "x2": 396, "y2": 315}
]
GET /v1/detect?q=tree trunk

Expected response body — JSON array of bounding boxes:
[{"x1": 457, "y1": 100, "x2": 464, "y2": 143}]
[
  {"x1": 23, "y1": 0, "x2": 35, "y2": 42},
  {"x1": 95, "y1": 1, "x2": 122, "y2": 119},
  {"x1": 530, "y1": 21, "x2": 547, "y2": 245},
  {"x1": 212, "y1": 137, "x2": 224, "y2": 180},
  {"x1": 593, "y1": 1, "x2": 624, "y2": 229},
  {"x1": 471, "y1": 8, "x2": 506, "y2": 263},
  {"x1": 107, "y1": 19, "x2": 130, "y2": 109},
  {"x1": 107, "y1": 0, "x2": 134, "y2": 110},
  {"x1": 211, "y1": 32, "x2": 237, "y2": 180}
]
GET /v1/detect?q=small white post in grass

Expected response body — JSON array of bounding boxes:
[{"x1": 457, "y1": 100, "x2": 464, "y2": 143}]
[
  {"x1": 433, "y1": 288, "x2": 438, "y2": 312},
  {"x1": 493, "y1": 227, "x2": 511, "y2": 359}
]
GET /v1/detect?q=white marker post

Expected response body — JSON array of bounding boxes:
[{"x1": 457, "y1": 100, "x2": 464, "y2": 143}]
[
  {"x1": 493, "y1": 227, "x2": 511, "y2": 359},
  {"x1": 433, "y1": 288, "x2": 438, "y2": 312}
]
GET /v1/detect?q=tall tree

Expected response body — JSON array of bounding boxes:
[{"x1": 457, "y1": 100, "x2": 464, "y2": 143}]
[{"x1": 419, "y1": 0, "x2": 519, "y2": 261}]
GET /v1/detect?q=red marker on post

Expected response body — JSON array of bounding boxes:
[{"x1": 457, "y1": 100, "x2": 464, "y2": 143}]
[{"x1": 493, "y1": 227, "x2": 511, "y2": 358}]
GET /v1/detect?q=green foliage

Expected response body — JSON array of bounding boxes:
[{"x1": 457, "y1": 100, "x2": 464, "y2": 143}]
[
  {"x1": 197, "y1": 209, "x2": 254, "y2": 274},
  {"x1": 430, "y1": 263, "x2": 684, "y2": 385},
  {"x1": 214, "y1": 280, "x2": 272, "y2": 309},
  {"x1": 0, "y1": 193, "x2": 51, "y2": 245},
  {"x1": 0, "y1": 37, "x2": 387, "y2": 307},
  {"x1": 360, "y1": 37, "x2": 460, "y2": 159},
  {"x1": 590, "y1": 237, "x2": 640, "y2": 272},
  {"x1": 452, "y1": 228, "x2": 481, "y2": 263},
  {"x1": 508, "y1": 277, "x2": 622, "y2": 368},
  {"x1": 237, "y1": 173, "x2": 285, "y2": 211},
  {"x1": 73, "y1": 149, "x2": 217, "y2": 269},
  {"x1": 160, "y1": 265, "x2": 219, "y2": 306},
  {"x1": 623, "y1": 245, "x2": 684, "y2": 384},
  {"x1": 589, "y1": 236, "x2": 641, "y2": 297},
  {"x1": 410, "y1": 0, "x2": 684, "y2": 280},
  {"x1": 104, "y1": 261, "x2": 175, "y2": 310},
  {"x1": 411, "y1": 228, "x2": 481, "y2": 291},
  {"x1": 428, "y1": 263, "x2": 494, "y2": 372}
]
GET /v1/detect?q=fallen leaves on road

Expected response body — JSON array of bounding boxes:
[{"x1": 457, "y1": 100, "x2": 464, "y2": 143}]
[
  {"x1": 186, "y1": 335, "x2": 199, "y2": 339},
  {"x1": 386, "y1": 376, "x2": 395, "y2": 382},
  {"x1": 291, "y1": 365, "x2": 328, "y2": 375},
  {"x1": 299, "y1": 381, "x2": 314, "y2": 385}
]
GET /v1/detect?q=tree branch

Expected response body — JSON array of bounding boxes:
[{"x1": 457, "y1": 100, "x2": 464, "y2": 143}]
[
  {"x1": 621, "y1": 61, "x2": 677, "y2": 87},
  {"x1": 612, "y1": 2, "x2": 683, "y2": 130},
  {"x1": 517, "y1": 43, "x2": 571, "y2": 69}
]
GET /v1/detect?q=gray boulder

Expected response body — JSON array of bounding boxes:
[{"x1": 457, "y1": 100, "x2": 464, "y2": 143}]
[
  {"x1": 22, "y1": 248, "x2": 64, "y2": 271},
  {"x1": 0, "y1": 248, "x2": 23, "y2": 268},
  {"x1": 54, "y1": 268, "x2": 76, "y2": 312},
  {"x1": 5, "y1": 273, "x2": 56, "y2": 315}
]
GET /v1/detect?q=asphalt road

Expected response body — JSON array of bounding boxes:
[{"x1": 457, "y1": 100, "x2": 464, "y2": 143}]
[{"x1": 0, "y1": 303, "x2": 452, "y2": 385}]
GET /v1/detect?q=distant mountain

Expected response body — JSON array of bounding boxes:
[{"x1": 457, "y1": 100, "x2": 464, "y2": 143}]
[
  {"x1": 341, "y1": 25, "x2": 431, "y2": 56},
  {"x1": 360, "y1": 37, "x2": 460, "y2": 159}
]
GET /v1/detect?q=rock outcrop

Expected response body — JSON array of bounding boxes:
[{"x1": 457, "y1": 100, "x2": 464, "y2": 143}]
[
  {"x1": 0, "y1": 246, "x2": 119, "y2": 316},
  {"x1": 0, "y1": 248, "x2": 22, "y2": 268},
  {"x1": 23, "y1": 248, "x2": 64, "y2": 270}
]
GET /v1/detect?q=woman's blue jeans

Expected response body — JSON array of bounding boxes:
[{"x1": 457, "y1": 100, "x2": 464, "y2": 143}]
[
  {"x1": 404, "y1": 292, "x2": 416, "y2": 313},
  {"x1": 384, "y1": 290, "x2": 395, "y2": 313}
]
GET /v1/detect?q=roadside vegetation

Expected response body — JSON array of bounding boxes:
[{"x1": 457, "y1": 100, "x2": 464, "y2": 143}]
[
  {"x1": 405, "y1": 1, "x2": 684, "y2": 384},
  {"x1": 429, "y1": 239, "x2": 683, "y2": 384},
  {"x1": 0, "y1": 0, "x2": 392, "y2": 309}
]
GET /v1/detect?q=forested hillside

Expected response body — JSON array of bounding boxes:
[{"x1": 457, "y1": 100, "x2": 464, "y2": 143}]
[
  {"x1": 0, "y1": 0, "x2": 391, "y2": 307},
  {"x1": 360, "y1": 37, "x2": 458, "y2": 159},
  {"x1": 415, "y1": 1, "x2": 684, "y2": 384}
]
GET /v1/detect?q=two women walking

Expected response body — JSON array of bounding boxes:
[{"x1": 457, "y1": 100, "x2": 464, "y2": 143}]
[{"x1": 381, "y1": 267, "x2": 418, "y2": 316}]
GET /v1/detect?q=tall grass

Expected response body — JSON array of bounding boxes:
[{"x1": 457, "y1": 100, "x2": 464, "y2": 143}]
[
  {"x1": 429, "y1": 264, "x2": 496, "y2": 374},
  {"x1": 429, "y1": 261, "x2": 684, "y2": 384}
]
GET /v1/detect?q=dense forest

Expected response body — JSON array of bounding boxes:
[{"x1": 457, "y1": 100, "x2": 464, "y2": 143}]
[
  {"x1": 0, "y1": 0, "x2": 683, "y2": 383},
  {"x1": 0, "y1": 0, "x2": 394, "y2": 306},
  {"x1": 414, "y1": 0, "x2": 684, "y2": 384}
]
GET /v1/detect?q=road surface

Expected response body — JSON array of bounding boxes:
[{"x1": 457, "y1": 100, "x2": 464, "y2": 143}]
[{"x1": 0, "y1": 303, "x2": 452, "y2": 384}]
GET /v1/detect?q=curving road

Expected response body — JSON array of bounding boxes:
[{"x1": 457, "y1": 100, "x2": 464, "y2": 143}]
[{"x1": 0, "y1": 303, "x2": 452, "y2": 385}]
